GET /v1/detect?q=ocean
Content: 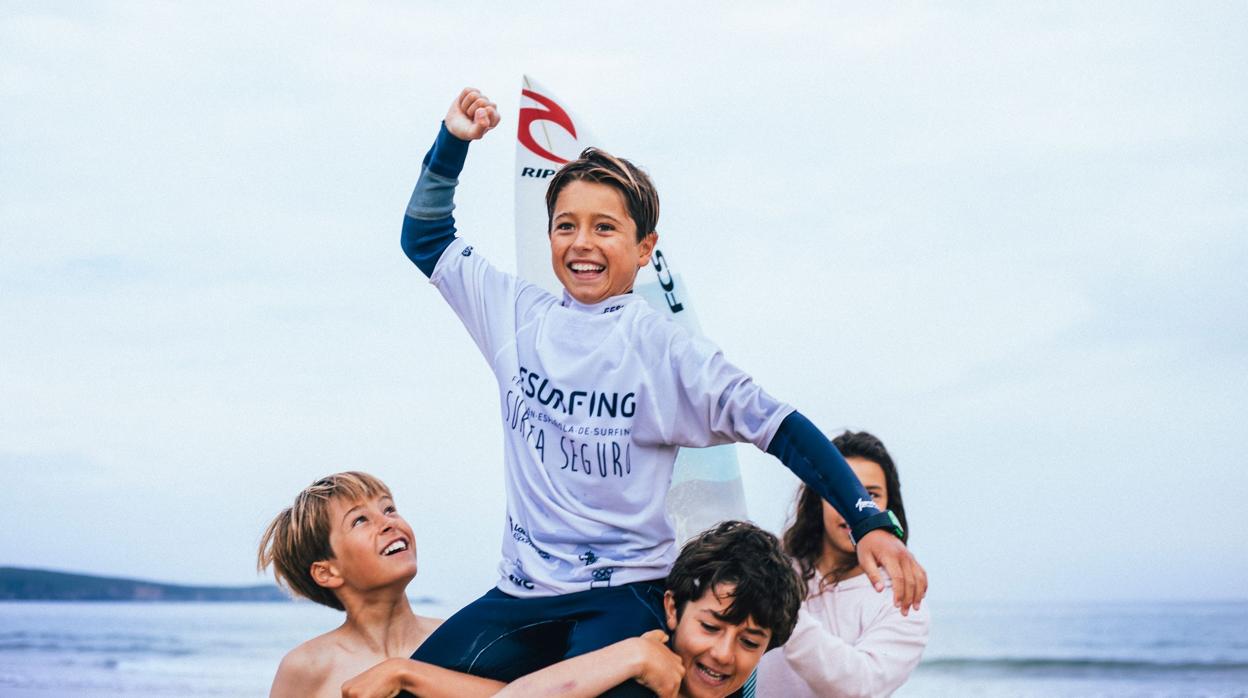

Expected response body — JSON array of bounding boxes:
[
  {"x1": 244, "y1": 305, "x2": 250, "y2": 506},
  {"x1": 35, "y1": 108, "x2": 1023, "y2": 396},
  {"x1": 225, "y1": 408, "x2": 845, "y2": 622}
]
[{"x1": 1, "y1": 599, "x2": 1245, "y2": 697}]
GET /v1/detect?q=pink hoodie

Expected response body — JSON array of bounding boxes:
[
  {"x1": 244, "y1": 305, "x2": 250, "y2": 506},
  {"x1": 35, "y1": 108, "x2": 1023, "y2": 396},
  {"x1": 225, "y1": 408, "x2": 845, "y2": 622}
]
[{"x1": 756, "y1": 571, "x2": 929, "y2": 698}]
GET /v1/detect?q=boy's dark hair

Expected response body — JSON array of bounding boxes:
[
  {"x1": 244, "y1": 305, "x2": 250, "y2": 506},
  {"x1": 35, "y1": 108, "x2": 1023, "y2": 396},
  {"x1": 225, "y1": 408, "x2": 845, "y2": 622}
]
[
  {"x1": 783, "y1": 430, "x2": 910, "y2": 592},
  {"x1": 667, "y1": 520, "x2": 803, "y2": 649},
  {"x1": 544, "y1": 147, "x2": 659, "y2": 242}
]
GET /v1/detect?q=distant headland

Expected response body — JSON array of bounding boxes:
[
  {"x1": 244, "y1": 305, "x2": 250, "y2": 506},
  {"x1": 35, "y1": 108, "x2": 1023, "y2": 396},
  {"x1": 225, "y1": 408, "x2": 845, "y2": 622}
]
[
  {"x1": 0, "y1": 566, "x2": 288, "y2": 601},
  {"x1": 0, "y1": 566, "x2": 443, "y2": 603}
]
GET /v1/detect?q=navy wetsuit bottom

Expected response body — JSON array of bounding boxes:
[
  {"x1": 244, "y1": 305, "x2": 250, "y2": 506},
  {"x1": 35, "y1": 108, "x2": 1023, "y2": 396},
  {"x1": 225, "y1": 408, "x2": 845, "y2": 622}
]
[{"x1": 402, "y1": 579, "x2": 666, "y2": 697}]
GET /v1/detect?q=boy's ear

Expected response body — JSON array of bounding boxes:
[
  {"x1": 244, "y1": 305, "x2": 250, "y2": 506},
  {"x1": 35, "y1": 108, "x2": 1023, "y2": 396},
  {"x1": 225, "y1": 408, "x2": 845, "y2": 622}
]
[
  {"x1": 310, "y1": 559, "x2": 344, "y2": 590},
  {"x1": 636, "y1": 231, "x2": 658, "y2": 268},
  {"x1": 663, "y1": 589, "x2": 679, "y2": 632}
]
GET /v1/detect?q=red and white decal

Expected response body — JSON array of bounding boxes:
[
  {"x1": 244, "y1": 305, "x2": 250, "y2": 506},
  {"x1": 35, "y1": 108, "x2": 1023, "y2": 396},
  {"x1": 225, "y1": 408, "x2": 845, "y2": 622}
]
[{"x1": 517, "y1": 89, "x2": 577, "y2": 164}]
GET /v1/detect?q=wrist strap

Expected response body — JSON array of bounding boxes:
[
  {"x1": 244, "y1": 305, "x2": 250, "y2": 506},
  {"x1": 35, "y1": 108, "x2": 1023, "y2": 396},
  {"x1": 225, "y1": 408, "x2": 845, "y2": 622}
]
[{"x1": 850, "y1": 509, "x2": 904, "y2": 545}]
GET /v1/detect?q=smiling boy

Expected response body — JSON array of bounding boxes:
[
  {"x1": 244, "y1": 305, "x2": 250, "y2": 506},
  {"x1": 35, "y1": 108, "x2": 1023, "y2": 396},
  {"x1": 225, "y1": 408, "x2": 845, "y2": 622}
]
[
  {"x1": 658, "y1": 521, "x2": 804, "y2": 698},
  {"x1": 397, "y1": 87, "x2": 925, "y2": 695},
  {"x1": 499, "y1": 520, "x2": 802, "y2": 698},
  {"x1": 259, "y1": 472, "x2": 502, "y2": 698}
]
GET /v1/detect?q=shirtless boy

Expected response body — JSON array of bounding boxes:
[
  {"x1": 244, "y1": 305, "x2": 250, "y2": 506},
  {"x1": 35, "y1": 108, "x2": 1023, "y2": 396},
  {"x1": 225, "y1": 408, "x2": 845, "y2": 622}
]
[{"x1": 258, "y1": 471, "x2": 464, "y2": 697}]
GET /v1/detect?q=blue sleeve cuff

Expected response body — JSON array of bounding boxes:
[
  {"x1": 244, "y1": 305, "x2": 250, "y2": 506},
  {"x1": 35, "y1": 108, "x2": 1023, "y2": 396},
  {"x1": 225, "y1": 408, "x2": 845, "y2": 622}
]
[
  {"x1": 401, "y1": 124, "x2": 468, "y2": 277},
  {"x1": 401, "y1": 215, "x2": 455, "y2": 277},
  {"x1": 766, "y1": 411, "x2": 879, "y2": 530},
  {"x1": 424, "y1": 122, "x2": 470, "y2": 179}
]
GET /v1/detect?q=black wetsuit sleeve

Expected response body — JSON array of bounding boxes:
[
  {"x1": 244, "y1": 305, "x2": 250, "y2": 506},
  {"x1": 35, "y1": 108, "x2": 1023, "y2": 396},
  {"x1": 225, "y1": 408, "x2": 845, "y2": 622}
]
[
  {"x1": 766, "y1": 411, "x2": 889, "y2": 542},
  {"x1": 401, "y1": 122, "x2": 470, "y2": 277}
]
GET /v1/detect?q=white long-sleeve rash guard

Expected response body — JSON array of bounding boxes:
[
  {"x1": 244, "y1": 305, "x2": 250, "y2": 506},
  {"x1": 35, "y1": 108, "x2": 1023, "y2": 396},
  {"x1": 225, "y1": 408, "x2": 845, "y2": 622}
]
[{"x1": 402, "y1": 123, "x2": 884, "y2": 596}]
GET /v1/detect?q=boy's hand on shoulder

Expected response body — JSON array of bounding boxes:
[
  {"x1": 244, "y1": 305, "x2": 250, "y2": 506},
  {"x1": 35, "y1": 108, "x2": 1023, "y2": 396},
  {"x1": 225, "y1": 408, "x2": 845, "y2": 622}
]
[
  {"x1": 627, "y1": 630, "x2": 683, "y2": 698},
  {"x1": 340, "y1": 657, "x2": 411, "y2": 698},
  {"x1": 445, "y1": 87, "x2": 500, "y2": 141},
  {"x1": 857, "y1": 530, "x2": 928, "y2": 616}
]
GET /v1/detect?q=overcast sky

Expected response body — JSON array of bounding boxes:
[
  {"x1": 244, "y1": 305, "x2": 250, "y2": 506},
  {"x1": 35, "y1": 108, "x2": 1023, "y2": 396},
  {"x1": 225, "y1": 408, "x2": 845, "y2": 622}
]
[{"x1": 2, "y1": 2, "x2": 1245, "y2": 608}]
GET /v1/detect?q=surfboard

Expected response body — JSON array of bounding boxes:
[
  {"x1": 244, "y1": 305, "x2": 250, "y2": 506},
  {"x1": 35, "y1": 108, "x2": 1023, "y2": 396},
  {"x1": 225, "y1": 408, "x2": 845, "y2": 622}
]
[{"x1": 513, "y1": 76, "x2": 749, "y2": 544}]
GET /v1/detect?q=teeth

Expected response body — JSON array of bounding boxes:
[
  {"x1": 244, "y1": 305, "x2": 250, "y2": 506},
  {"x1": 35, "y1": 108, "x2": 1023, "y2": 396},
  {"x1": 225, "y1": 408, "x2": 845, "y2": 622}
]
[
  {"x1": 570, "y1": 263, "x2": 604, "y2": 272},
  {"x1": 698, "y1": 665, "x2": 727, "y2": 681},
  {"x1": 382, "y1": 540, "x2": 407, "y2": 555}
]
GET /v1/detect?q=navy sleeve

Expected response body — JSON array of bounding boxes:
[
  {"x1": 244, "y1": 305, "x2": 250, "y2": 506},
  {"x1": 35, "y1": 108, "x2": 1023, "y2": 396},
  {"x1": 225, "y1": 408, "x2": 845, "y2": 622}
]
[
  {"x1": 766, "y1": 411, "x2": 882, "y2": 536},
  {"x1": 401, "y1": 122, "x2": 471, "y2": 277}
]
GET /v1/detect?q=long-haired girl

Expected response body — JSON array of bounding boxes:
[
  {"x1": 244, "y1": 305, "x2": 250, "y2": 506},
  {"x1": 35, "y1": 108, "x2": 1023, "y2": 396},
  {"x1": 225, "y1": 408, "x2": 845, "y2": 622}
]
[{"x1": 756, "y1": 431, "x2": 929, "y2": 697}]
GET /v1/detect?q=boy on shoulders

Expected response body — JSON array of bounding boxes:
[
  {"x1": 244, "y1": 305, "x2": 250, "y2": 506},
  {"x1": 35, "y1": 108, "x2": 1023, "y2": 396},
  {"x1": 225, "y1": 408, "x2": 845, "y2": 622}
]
[{"x1": 399, "y1": 86, "x2": 925, "y2": 694}]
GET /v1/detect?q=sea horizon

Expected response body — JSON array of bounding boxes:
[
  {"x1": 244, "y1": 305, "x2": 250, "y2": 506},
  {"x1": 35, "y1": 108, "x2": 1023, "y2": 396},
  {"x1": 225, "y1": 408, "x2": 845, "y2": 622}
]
[{"x1": 6, "y1": 562, "x2": 1244, "y2": 607}]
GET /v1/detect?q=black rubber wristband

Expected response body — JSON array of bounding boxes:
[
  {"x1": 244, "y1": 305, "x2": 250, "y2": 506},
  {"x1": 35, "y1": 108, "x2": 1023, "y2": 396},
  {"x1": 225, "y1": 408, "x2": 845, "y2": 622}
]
[{"x1": 850, "y1": 509, "x2": 904, "y2": 545}]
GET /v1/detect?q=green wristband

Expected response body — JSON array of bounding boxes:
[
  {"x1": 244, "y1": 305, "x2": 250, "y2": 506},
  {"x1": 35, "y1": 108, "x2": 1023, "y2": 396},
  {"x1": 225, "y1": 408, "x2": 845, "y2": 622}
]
[{"x1": 850, "y1": 509, "x2": 904, "y2": 545}]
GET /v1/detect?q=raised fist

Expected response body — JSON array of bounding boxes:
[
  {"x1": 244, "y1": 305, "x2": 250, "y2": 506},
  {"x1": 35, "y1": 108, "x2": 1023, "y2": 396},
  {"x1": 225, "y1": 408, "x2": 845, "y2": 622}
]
[{"x1": 445, "y1": 87, "x2": 500, "y2": 141}]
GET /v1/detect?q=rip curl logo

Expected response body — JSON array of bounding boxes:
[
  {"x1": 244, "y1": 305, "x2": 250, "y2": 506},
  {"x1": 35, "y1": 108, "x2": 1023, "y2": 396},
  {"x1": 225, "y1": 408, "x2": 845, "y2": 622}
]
[
  {"x1": 856, "y1": 498, "x2": 880, "y2": 512},
  {"x1": 518, "y1": 89, "x2": 576, "y2": 165},
  {"x1": 461, "y1": 246, "x2": 473, "y2": 257}
]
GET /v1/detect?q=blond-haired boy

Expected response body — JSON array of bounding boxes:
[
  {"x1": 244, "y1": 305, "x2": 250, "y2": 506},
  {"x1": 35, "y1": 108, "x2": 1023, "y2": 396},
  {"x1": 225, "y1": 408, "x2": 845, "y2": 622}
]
[
  {"x1": 259, "y1": 472, "x2": 489, "y2": 697},
  {"x1": 260, "y1": 472, "x2": 682, "y2": 698}
]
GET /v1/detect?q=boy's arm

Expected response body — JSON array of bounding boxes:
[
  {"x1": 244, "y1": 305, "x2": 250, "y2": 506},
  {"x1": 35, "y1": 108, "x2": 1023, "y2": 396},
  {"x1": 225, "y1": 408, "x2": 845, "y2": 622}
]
[
  {"x1": 495, "y1": 631, "x2": 682, "y2": 698},
  {"x1": 401, "y1": 88, "x2": 499, "y2": 277},
  {"x1": 342, "y1": 658, "x2": 505, "y2": 698},
  {"x1": 346, "y1": 632, "x2": 680, "y2": 698},
  {"x1": 661, "y1": 332, "x2": 927, "y2": 612},
  {"x1": 766, "y1": 411, "x2": 928, "y2": 613}
]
